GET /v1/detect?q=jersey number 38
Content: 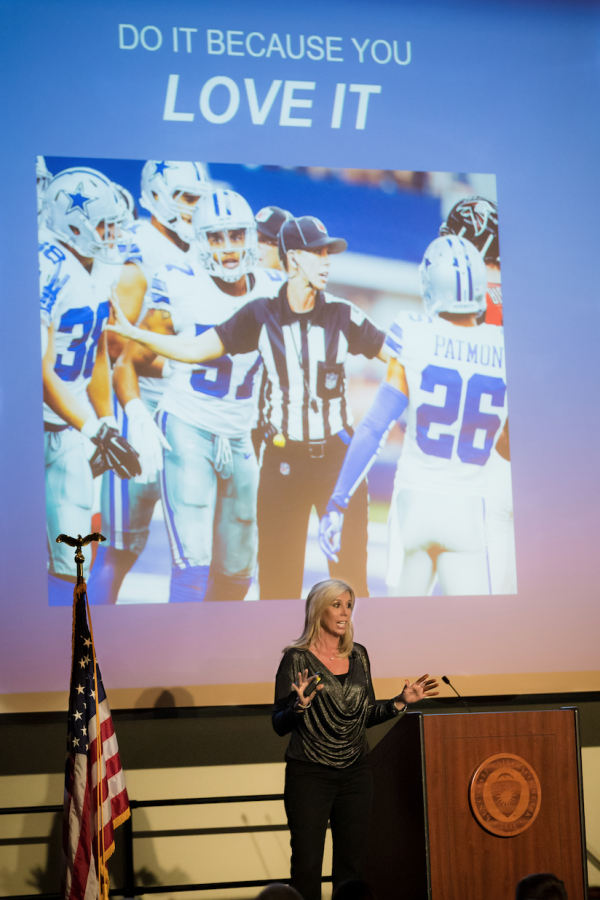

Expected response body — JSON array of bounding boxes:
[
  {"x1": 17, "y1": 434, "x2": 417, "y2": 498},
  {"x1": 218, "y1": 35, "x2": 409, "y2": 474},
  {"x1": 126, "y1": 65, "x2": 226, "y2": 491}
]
[{"x1": 55, "y1": 301, "x2": 110, "y2": 382}]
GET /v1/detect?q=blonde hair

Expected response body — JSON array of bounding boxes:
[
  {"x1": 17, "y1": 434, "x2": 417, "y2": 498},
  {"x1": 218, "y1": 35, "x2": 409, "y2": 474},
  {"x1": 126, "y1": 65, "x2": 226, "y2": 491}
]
[{"x1": 285, "y1": 579, "x2": 355, "y2": 659}]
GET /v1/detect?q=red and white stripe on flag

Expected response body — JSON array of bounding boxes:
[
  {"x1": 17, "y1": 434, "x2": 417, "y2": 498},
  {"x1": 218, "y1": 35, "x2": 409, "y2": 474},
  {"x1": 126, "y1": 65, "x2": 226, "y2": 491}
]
[{"x1": 63, "y1": 585, "x2": 130, "y2": 900}]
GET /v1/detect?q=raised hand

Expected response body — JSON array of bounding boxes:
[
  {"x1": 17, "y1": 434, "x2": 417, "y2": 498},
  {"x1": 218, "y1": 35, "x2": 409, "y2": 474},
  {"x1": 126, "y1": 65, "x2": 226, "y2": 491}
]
[
  {"x1": 396, "y1": 674, "x2": 439, "y2": 707},
  {"x1": 105, "y1": 289, "x2": 138, "y2": 340},
  {"x1": 291, "y1": 669, "x2": 323, "y2": 709}
]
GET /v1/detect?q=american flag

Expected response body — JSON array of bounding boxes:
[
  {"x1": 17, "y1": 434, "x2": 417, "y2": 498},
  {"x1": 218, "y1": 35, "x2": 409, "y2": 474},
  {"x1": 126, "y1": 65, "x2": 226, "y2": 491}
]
[{"x1": 63, "y1": 583, "x2": 130, "y2": 900}]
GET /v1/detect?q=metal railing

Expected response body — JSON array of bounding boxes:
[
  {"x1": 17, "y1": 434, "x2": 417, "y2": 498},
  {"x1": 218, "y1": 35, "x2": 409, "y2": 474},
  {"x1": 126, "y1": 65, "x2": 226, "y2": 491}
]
[{"x1": 0, "y1": 794, "x2": 322, "y2": 898}]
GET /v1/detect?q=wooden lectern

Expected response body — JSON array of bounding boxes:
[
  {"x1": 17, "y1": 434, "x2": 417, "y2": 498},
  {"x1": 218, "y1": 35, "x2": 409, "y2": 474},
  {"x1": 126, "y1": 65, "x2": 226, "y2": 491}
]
[{"x1": 364, "y1": 709, "x2": 588, "y2": 900}]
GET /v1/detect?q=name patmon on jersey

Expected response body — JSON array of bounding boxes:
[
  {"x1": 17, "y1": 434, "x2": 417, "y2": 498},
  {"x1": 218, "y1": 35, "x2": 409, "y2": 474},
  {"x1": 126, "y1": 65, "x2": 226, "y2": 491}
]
[
  {"x1": 151, "y1": 262, "x2": 284, "y2": 436},
  {"x1": 126, "y1": 218, "x2": 190, "y2": 409},
  {"x1": 39, "y1": 226, "x2": 114, "y2": 426},
  {"x1": 385, "y1": 312, "x2": 508, "y2": 495}
]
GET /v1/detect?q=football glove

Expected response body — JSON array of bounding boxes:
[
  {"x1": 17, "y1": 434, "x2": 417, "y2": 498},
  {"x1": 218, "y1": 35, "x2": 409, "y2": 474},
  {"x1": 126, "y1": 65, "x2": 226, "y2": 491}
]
[
  {"x1": 318, "y1": 501, "x2": 345, "y2": 564},
  {"x1": 88, "y1": 422, "x2": 142, "y2": 480},
  {"x1": 124, "y1": 398, "x2": 171, "y2": 483}
]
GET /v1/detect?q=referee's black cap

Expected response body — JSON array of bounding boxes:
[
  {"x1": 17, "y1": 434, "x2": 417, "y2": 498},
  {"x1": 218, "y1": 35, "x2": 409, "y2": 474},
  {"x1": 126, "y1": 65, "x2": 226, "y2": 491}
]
[
  {"x1": 255, "y1": 206, "x2": 291, "y2": 241},
  {"x1": 279, "y1": 216, "x2": 348, "y2": 260}
]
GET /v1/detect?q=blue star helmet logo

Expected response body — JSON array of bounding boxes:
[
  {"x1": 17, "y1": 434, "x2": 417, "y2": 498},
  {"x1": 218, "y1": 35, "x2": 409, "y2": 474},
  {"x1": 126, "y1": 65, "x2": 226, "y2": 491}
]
[
  {"x1": 424, "y1": 255, "x2": 432, "y2": 268},
  {"x1": 152, "y1": 161, "x2": 172, "y2": 180},
  {"x1": 65, "y1": 191, "x2": 92, "y2": 217}
]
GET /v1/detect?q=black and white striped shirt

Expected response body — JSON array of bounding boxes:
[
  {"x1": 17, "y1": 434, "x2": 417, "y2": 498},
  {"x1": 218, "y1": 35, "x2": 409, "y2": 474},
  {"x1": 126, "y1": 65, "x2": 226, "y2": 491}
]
[{"x1": 216, "y1": 284, "x2": 385, "y2": 442}]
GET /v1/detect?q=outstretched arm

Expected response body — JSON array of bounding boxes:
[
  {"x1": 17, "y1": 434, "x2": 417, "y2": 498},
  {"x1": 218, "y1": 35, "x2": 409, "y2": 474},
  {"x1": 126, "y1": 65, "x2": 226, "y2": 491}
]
[
  {"x1": 106, "y1": 262, "x2": 147, "y2": 364},
  {"x1": 319, "y1": 357, "x2": 409, "y2": 563},
  {"x1": 112, "y1": 307, "x2": 174, "y2": 407},
  {"x1": 105, "y1": 292, "x2": 225, "y2": 364}
]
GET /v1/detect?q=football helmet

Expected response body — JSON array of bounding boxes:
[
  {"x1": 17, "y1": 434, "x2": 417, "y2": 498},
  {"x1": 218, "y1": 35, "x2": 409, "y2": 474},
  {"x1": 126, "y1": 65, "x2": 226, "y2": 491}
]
[
  {"x1": 115, "y1": 183, "x2": 136, "y2": 227},
  {"x1": 420, "y1": 235, "x2": 487, "y2": 316},
  {"x1": 44, "y1": 167, "x2": 131, "y2": 264},
  {"x1": 439, "y1": 195, "x2": 499, "y2": 264},
  {"x1": 194, "y1": 189, "x2": 258, "y2": 283},
  {"x1": 255, "y1": 205, "x2": 291, "y2": 241},
  {"x1": 36, "y1": 156, "x2": 52, "y2": 216},
  {"x1": 140, "y1": 160, "x2": 211, "y2": 242}
]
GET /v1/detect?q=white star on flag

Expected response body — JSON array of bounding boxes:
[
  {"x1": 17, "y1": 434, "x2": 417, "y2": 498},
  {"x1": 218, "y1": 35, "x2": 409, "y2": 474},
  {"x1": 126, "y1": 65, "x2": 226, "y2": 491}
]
[{"x1": 65, "y1": 581, "x2": 130, "y2": 900}]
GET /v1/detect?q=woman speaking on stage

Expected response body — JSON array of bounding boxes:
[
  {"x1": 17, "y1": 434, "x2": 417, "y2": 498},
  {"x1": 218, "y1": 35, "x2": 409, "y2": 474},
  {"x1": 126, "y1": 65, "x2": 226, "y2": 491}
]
[{"x1": 272, "y1": 579, "x2": 438, "y2": 900}]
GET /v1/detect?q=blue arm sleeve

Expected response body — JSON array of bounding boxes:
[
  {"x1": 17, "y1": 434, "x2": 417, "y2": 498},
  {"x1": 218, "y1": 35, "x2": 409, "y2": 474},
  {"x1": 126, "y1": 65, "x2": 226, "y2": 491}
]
[{"x1": 330, "y1": 381, "x2": 408, "y2": 510}]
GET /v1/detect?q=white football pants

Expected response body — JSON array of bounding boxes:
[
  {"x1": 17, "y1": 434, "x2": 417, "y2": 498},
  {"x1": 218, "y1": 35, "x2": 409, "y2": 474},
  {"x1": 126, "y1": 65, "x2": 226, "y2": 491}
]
[
  {"x1": 484, "y1": 451, "x2": 517, "y2": 594},
  {"x1": 386, "y1": 488, "x2": 491, "y2": 596}
]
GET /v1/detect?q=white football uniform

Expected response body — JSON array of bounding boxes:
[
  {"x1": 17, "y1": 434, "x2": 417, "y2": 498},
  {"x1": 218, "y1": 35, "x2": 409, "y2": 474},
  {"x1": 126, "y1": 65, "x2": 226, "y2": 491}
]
[
  {"x1": 485, "y1": 448, "x2": 517, "y2": 594},
  {"x1": 126, "y1": 218, "x2": 189, "y2": 410},
  {"x1": 152, "y1": 262, "x2": 284, "y2": 436},
  {"x1": 149, "y1": 261, "x2": 284, "y2": 601},
  {"x1": 482, "y1": 276, "x2": 517, "y2": 594},
  {"x1": 39, "y1": 227, "x2": 119, "y2": 580},
  {"x1": 95, "y1": 218, "x2": 190, "y2": 576},
  {"x1": 40, "y1": 226, "x2": 115, "y2": 426},
  {"x1": 383, "y1": 311, "x2": 509, "y2": 596}
]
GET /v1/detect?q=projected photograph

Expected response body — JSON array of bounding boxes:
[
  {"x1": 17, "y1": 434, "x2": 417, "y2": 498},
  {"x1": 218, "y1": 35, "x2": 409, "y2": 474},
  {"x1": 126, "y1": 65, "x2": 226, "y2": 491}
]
[{"x1": 37, "y1": 157, "x2": 515, "y2": 605}]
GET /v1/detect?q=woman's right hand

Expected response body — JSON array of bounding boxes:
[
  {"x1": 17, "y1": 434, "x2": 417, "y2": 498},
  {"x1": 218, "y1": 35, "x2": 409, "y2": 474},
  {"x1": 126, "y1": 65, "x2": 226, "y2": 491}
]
[{"x1": 291, "y1": 669, "x2": 323, "y2": 709}]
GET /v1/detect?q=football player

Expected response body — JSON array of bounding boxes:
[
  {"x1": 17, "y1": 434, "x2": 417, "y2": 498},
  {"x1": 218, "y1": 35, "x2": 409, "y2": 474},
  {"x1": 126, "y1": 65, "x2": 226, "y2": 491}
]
[
  {"x1": 319, "y1": 235, "x2": 509, "y2": 596},
  {"x1": 111, "y1": 189, "x2": 284, "y2": 602},
  {"x1": 255, "y1": 205, "x2": 291, "y2": 271},
  {"x1": 36, "y1": 156, "x2": 52, "y2": 220},
  {"x1": 440, "y1": 195, "x2": 515, "y2": 592},
  {"x1": 440, "y1": 196, "x2": 501, "y2": 325},
  {"x1": 107, "y1": 213, "x2": 384, "y2": 602},
  {"x1": 39, "y1": 167, "x2": 140, "y2": 605},
  {"x1": 88, "y1": 160, "x2": 211, "y2": 604},
  {"x1": 114, "y1": 183, "x2": 137, "y2": 227}
]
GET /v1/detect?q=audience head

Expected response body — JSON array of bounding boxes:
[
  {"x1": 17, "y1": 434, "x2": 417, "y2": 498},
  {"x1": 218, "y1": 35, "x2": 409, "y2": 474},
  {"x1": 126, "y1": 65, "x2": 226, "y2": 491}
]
[
  {"x1": 332, "y1": 880, "x2": 377, "y2": 900},
  {"x1": 256, "y1": 885, "x2": 303, "y2": 900},
  {"x1": 516, "y1": 873, "x2": 567, "y2": 900}
]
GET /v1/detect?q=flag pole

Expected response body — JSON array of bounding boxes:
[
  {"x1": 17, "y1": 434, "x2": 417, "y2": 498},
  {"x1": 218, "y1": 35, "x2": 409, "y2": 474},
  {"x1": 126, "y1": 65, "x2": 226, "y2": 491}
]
[
  {"x1": 56, "y1": 532, "x2": 106, "y2": 900},
  {"x1": 55, "y1": 531, "x2": 105, "y2": 585}
]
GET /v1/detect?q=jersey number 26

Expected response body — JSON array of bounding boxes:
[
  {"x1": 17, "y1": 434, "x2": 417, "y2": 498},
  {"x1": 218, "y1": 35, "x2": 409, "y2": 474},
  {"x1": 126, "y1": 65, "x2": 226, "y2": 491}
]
[{"x1": 417, "y1": 364, "x2": 506, "y2": 466}]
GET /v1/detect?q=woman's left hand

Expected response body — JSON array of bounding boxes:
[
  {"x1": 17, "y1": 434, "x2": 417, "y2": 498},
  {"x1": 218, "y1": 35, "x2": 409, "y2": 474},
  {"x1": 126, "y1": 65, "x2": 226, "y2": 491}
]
[
  {"x1": 395, "y1": 674, "x2": 439, "y2": 708},
  {"x1": 105, "y1": 289, "x2": 138, "y2": 340}
]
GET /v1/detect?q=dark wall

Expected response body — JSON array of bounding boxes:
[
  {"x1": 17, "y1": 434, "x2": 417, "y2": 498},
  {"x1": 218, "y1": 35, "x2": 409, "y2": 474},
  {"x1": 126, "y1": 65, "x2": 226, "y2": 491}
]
[{"x1": 2, "y1": 692, "x2": 600, "y2": 778}]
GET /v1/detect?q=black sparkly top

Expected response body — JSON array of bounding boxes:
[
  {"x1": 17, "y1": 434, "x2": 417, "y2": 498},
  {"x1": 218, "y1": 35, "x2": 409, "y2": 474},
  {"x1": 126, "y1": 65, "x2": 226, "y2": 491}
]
[{"x1": 272, "y1": 643, "x2": 403, "y2": 768}]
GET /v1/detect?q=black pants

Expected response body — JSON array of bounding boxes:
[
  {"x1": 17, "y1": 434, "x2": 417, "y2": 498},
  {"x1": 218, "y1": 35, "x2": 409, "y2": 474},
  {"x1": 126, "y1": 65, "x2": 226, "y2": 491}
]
[
  {"x1": 257, "y1": 437, "x2": 369, "y2": 600},
  {"x1": 284, "y1": 758, "x2": 374, "y2": 900}
]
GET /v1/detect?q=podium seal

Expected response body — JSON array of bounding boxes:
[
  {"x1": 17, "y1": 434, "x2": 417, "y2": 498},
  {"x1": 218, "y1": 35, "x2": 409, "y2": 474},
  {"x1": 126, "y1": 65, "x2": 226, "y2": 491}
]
[{"x1": 469, "y1": 753, "x2": 542, "y2": 837}]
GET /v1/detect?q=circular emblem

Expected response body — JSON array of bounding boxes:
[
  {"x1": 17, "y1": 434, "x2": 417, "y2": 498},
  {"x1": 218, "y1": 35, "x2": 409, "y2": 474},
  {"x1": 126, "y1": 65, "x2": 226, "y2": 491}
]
[{"x1": 469, "y1": 753, "x2": 542, "y2": 837}]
